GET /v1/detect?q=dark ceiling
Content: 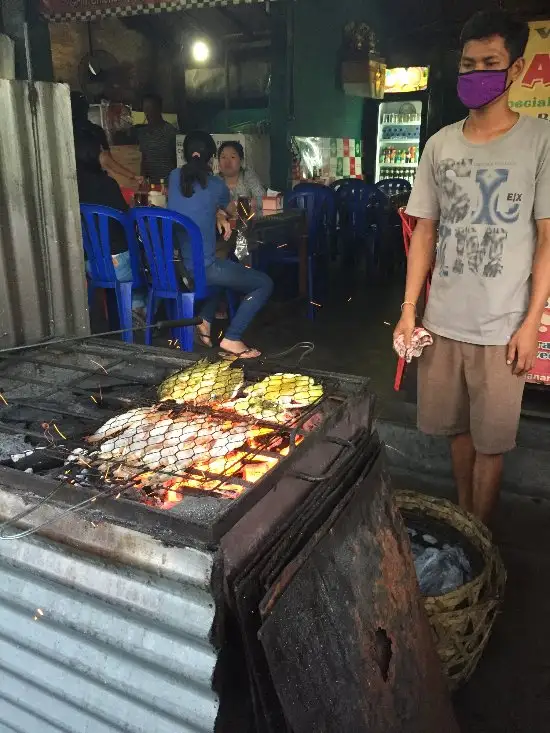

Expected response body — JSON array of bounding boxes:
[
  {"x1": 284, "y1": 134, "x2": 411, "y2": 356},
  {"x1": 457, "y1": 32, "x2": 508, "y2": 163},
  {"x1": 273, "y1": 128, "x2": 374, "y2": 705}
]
[
  {"x1": 123, "y1": 0, "x2": 549, "y2": 68},
  {"x1": 380, "y1": 0, "x2": 550, "y2": 64}
]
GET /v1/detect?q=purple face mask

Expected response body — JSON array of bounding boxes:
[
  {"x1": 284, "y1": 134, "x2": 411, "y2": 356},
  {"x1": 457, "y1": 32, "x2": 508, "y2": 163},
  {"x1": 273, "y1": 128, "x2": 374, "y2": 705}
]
[{"x1": 457, "y1": 68, "x2": 510, "y2": 110}]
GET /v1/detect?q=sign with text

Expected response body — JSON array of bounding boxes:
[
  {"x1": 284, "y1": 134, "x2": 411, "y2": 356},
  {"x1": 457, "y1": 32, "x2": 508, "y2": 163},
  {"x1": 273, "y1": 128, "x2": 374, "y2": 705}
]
[
  {"x1": 509, "y1": 21, "x2": 550, "y2": 385},
  {"x1": 527, "y1": 299, "x2": 550, "y2": 385},
  {"x1": 509, "y1": 20, "x2": 550, "y2": 120},
  {"x1": 41, "y1": 0, "x2": 265, "y2": 21}
]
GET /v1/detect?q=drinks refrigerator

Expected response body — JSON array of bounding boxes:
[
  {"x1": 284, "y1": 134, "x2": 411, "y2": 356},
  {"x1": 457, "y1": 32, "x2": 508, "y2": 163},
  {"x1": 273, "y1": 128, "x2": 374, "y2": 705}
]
[
  {"x1": 375, "y1": 98, "x2": 427, "y2": 184},
  {"x1": 375, "y1": 68, "x2": 430, "y2": 184}
]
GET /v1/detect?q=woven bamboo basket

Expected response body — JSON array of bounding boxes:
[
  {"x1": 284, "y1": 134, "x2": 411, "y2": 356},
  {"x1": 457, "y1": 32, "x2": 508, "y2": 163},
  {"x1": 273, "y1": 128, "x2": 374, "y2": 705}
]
[{"x1": 395, "y1": 491, "x2": 506, "y2": 690}]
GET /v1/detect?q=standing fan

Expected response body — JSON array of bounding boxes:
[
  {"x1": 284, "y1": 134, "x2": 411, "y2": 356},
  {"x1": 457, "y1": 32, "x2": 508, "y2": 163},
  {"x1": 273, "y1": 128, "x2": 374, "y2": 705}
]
[{"x1": 78, "y1": 23, "x2": 121, "y2": 100}]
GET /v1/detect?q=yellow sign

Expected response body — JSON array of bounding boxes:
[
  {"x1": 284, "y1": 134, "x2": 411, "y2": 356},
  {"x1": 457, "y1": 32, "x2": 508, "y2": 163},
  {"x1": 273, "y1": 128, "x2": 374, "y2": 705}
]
[
  {"x1": 385, "y1": 67, "x2": 429, "y2": 94},
  {"x1": 509, "y1": 20, "x2": 550, "y2": 120}
]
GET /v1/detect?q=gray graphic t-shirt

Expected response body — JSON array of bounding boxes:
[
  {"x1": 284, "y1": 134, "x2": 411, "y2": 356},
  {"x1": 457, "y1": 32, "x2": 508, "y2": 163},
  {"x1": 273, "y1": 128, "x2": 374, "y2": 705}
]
[{"x1": 407, "y1": 116, "x2": 550, "y2": 345}]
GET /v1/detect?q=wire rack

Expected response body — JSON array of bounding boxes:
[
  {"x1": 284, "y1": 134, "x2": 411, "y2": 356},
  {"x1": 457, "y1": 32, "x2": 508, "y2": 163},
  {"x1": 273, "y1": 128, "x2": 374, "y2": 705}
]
[{"x1": 0, "y1": 343, "x2": 341, "y2": 539}]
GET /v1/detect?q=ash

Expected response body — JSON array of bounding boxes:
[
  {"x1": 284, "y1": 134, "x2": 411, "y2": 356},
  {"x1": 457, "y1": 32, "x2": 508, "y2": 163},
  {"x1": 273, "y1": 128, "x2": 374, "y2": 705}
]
[{"x1": 0, "y1": 434, "x2": 30, "y2": 462}]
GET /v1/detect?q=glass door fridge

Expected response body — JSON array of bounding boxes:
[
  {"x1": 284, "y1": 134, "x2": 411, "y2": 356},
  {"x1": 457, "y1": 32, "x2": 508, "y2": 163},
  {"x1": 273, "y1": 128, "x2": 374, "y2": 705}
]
[{"x1": 375, "y1": 98, "x2": 423, "y2": 184}]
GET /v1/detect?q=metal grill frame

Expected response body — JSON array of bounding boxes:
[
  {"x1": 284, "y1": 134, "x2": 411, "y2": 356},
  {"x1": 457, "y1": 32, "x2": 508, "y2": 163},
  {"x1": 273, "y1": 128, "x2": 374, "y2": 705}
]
[{"x1": 0, "y1": 340, "x2": 370, "y2": 547}]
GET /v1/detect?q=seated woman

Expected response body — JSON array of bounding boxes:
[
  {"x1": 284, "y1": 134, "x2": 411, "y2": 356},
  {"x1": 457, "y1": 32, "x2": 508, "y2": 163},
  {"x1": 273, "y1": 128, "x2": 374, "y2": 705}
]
[
  {"x1": 217, "y1": 140, "x2": 266, "y2": 211},
  {"x1": 167, "y1": 131, "x2": 273, "y2": 359},
  {"x1": 75, "y1": 135, "x2": 146, "y2": 321}
]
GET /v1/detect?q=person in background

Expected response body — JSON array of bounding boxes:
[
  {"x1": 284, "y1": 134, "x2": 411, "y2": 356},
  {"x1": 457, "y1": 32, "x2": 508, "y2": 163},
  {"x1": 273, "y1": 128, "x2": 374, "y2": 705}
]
[
  {"x1": 70, "y1": 91, "x2": 141, "y2": 186},
  {"x1": 75, "y1": 135, "x2": 146, "y2": 324},
  {"x1": 393, "y1": 10, "x2": 550, "y2": 523},
  {"x1": 168, "y1": 131, "x2": 273, "y2": 359},
  {"x1": 217, "y1": 140, "x2": 266, "y2": 212},
  {"x1": 135, "y1": 93, "x2": 177, "y2": 184}
]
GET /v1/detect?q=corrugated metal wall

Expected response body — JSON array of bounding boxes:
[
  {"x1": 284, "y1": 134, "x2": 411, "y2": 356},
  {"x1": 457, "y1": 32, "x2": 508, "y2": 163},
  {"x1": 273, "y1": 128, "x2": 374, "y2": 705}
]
[
  {"x1": 0, "y1": 530, "x2": 220, "y2": 732},
  {"x1": 0, "y1": 80, "x2": 90, "y2": 349}
]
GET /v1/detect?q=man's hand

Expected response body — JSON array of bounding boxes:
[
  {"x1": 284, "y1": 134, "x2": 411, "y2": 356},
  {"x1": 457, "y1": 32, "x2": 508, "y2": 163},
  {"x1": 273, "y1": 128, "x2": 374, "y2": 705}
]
[
  {"x1": 507, "y1": 319, "x2": 540, "y2": 376},
  {"x1": 393, "y1": 304, "x2": 416, "y2": 349}
]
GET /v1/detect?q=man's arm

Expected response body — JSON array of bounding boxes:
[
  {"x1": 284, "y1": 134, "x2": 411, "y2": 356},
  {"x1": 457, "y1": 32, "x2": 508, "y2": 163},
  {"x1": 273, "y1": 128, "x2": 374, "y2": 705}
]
[
  {"x1": 507, "y1": 218, "x2": 550, "y2": 375},
  {"x1": 393, "y1": 218, "x2": 438, "y2": 347},
  {"x1": 100, "y1": 150, "x2": 143, "y2": 185}
]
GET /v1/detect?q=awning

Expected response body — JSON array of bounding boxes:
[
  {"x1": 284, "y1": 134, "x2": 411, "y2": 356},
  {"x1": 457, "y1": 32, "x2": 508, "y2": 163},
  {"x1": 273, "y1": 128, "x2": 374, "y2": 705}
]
[{"x1": 41, "y1": 0, "x2": 272, "y2": 23}]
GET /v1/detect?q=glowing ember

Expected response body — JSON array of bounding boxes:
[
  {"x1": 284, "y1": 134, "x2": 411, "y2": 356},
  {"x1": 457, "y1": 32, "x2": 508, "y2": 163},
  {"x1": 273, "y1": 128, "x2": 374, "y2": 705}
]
[{"x1": 133, "y1": 432, "x2": 303, "y2": 509}]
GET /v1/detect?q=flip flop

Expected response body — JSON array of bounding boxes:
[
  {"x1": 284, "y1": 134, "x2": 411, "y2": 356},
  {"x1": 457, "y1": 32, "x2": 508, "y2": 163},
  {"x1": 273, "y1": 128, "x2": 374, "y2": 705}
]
[
  {"x1": 195, "y1": 327, "x2": 213, "y2": 349},
  {"x1": 218, "y1": 347, "x2": 261, "y2": 361}
]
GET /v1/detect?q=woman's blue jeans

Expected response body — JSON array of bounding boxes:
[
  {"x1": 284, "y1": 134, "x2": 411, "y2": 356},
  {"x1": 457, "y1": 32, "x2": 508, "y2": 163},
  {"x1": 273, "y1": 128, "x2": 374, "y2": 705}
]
[{"x1": 200, "y1": 259, "x2": 273, "y2": 341}]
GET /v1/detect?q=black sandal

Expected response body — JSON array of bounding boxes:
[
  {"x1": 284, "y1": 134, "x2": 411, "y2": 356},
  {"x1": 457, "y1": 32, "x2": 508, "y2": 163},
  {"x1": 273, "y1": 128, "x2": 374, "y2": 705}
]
[
  {"x1": 195, "y1": 326, "x2": 213, "y2": 349},
  {"x1": 219, "y1": 347, "x2": 261, "y2": 360}
]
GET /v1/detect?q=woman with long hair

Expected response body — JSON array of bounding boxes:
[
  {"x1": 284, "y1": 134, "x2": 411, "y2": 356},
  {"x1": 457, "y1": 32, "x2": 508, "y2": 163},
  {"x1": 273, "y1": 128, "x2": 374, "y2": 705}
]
[{"x1": 167, "y1": 131, "x2": 273, "y2": 359}]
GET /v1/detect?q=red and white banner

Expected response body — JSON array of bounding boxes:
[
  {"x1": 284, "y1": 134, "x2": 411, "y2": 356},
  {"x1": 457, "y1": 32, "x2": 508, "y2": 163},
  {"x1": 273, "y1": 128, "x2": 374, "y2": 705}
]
[
  {"x1": 41, "y1": 0, "x2": 267, "y2": 22},
  {"x1": 527, "y1": 298, "x2": 550, "y2": 385}
]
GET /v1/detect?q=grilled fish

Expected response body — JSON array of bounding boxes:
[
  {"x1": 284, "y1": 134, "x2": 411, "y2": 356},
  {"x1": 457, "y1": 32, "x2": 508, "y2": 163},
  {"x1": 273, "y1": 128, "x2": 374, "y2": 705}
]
[
  {"x1": 229, "y1": 396, "x2": 294, "y2": 424},
  {"x1": 86, "y1": 407, "x2": 259, "y2": 484},
  {"x1": 243, "y1": 373, "x2": 323, "y2": 408},
  {"x1": 158, "y1": 359, "x2": 244, "y2": 405},
  {"x1": 86, "y1": 407, "x2": 154, "y2": 444}
]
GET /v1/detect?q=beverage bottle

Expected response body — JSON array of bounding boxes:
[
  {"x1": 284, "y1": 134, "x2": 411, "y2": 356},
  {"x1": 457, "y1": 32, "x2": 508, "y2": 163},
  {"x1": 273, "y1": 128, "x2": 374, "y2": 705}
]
[
  {"x1": 148, "y1": 183, "x2": 159, "y2": 207},
  {"x1": 134, "y1": 179, "x2": 149, "y2": 206},
  {"x1": 156, "y1": 179, "x2": 168, "y2": 207}
]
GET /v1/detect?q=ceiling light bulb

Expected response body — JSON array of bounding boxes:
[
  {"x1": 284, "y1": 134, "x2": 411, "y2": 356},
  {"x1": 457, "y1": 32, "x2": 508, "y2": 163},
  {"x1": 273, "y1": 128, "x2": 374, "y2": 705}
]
[{"x1": 192, "y1": 40, "x2": 210, "y2": 63}]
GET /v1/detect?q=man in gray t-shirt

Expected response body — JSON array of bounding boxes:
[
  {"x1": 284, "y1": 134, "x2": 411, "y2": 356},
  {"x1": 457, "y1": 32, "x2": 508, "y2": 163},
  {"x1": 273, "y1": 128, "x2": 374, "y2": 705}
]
[{"x1": 394, "y1": 10, "x2": 550, "y2": 523}]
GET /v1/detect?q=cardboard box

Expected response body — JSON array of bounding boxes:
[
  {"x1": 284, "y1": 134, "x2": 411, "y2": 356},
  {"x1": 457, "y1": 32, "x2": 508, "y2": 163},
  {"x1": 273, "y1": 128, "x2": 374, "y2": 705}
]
[
  {"x1": 106, "y1": 145, "x2": 142, "y2": 189},
  {"x1": 262, "y1": 195, "x2": 283, "y2": 212}
]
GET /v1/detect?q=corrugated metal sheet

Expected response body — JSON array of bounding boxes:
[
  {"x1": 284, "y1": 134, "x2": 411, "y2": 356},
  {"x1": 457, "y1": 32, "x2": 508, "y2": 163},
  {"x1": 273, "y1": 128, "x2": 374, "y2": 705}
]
[
  {"x1": 0, "y1": 35, "x2": 15, "y2": 79},
  {"x1": 0, "y1": 499, "x2": 220, "y2": 732},
  {"x1": 0, "y1": 80, "x2": 90, "y2": 349}
]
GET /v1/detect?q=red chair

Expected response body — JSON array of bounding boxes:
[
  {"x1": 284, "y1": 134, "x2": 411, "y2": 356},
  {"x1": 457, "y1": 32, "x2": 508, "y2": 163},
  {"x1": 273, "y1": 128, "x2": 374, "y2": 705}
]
[{"x1": 393, "y1": 208, "x2": 433, "y2": 391}]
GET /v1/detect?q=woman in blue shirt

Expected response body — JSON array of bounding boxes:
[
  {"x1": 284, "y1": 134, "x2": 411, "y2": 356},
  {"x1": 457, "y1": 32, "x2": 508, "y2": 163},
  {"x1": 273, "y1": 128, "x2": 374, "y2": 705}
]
[{"x1": 168, "y1": 132, "x2": 273, "y2": 359}]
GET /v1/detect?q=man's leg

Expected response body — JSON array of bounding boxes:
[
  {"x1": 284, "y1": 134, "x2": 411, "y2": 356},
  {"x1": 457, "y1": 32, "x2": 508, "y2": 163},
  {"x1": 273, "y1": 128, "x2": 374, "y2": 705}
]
[
  {"x1": 465, "y1": 343, "x2": 525, "y2": 524},
  {"x1": 450, "y1": 433, "x2": 476, "y2": 513},
  {"x1": 418, "y1": 336, "x2": 470, "y2": 508},
  {"x1": 472, "y1": 453, "x2": 504, "y2": 523}
]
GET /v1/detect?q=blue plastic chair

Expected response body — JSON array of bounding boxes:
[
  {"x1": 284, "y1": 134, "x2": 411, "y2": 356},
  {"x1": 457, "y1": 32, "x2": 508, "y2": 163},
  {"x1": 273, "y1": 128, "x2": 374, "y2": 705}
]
[
  {"x1": 284, "y1": 190, "x2": 331, "y2": 319},
  {"x1": 80, "y1": 204, "x2": 145, "y2": 343},
  {"x1": 335, "y1": 180, "x2": 389, "y2": 278},
  {"x1": 293, "y1": 182, "x2": 337, "y2": 256},
  {"x1": 132, "y1": 207, "x2": 211, "y2": 352},
  {"x1": 376, "y1": 178, "x2": 412, "y2": 196}
]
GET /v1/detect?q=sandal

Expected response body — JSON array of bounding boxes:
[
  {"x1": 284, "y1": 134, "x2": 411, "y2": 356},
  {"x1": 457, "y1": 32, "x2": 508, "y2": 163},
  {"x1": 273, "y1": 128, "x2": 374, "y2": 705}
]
[
  {"x1": 195, "y1": 326, "x2": 213, "y2": 349},
  {"x1": 219, "y1": 347, "x2": 261, "y2": 361}
]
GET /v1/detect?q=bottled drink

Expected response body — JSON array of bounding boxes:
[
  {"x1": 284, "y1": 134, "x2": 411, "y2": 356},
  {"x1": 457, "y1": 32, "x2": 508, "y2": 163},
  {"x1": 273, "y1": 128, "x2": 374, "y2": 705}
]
[
  {"x1": 134, "y1": 179, "x2": 149, "y2": 206},
  {"x1": 149, "y1": 180, "x2": 167, "y2": 208}
]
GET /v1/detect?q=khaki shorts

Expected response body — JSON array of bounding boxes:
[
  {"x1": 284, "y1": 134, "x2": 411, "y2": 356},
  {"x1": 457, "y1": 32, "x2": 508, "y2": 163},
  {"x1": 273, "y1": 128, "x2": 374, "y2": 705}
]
[{"x1": 417, "y1": 334, "x2": 526, "y2": 455}]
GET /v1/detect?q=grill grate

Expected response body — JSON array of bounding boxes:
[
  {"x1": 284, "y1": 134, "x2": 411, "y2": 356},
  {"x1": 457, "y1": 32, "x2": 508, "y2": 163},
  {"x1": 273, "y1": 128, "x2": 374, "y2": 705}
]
[{"x1": 0, "y1": 341, "x2": 349, "y2": 537}]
